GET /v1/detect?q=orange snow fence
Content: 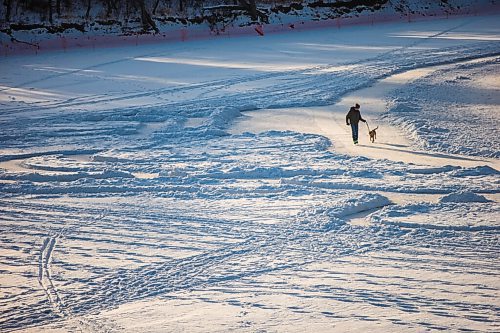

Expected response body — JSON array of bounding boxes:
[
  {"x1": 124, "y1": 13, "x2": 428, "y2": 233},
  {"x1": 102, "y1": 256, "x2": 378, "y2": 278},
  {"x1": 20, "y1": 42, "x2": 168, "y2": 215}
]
[{"x1": 254, "y1": 25, "x2": 264, "y2": 36}]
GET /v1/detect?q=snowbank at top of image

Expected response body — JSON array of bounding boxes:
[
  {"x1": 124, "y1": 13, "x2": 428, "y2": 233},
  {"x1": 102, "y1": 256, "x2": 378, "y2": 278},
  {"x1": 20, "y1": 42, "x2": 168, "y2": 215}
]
[{"x1": 1, "y1": 0, "x2": 498, "y2": 55}]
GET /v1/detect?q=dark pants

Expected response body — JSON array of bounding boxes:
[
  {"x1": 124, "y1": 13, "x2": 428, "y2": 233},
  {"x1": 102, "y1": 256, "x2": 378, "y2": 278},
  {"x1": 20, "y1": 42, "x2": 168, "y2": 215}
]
[{"x1": 350, "y1": 123, "x2": 359, "y2": 142}]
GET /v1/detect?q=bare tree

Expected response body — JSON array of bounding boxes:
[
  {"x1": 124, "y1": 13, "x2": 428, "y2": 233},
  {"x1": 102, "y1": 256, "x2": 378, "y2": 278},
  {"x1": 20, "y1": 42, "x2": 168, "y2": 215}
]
[
  {"x1": 4, "y1": 0, "x2": 13, "y2": 21},
  {"x1": 152, "y1": 0, "x2": 161, "y2": 14},
  {"x1": 104, "y1": 0, "x2": 119, "y2": 17},
  {"x1": 135, "y1": 0, "x2": 159, "y2": 32},
  {"x1": 48, "y1": 0, "x2": 53, "y2": 23},
  {"x1": 239, "y1": 0, "x2": 258, "y2": 21},
  {"x1": 85, "y1": 0, "x2": 92, "y2": 19}
]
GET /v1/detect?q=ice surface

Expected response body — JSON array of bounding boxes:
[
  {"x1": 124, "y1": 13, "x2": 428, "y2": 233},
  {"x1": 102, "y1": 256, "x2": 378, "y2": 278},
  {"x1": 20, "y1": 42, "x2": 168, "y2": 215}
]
[{"x1": 0, "y1": 13, "x2": 499, "y2": 333}]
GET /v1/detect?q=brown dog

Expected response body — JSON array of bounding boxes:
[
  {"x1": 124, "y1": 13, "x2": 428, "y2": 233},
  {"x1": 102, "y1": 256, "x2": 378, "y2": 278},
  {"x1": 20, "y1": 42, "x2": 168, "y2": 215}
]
[{"x1": 369, "y1": 126, "x2": 378, "y2": 143}]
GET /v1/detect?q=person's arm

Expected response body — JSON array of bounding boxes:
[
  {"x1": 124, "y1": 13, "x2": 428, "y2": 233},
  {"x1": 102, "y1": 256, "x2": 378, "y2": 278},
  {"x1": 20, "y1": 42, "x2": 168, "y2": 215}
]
[
  {"x1": 359, "y1": 113, "x2": 366, "y2": 123},
  {"x1": 346, "y1": 111, "x2": 351, "y2": 125}
]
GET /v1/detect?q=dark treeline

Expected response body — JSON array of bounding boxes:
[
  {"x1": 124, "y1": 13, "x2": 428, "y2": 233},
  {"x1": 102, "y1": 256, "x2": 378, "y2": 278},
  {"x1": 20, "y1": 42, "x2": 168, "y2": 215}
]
[
  {"x1": 1, "y1": 0, "x2": 422, "y2": 33},
  {"x1": 0, "y1": 0, "x2": 283, "y2": 32},
  {"x1": 1, "y1": 1, "x2": 275, "y2": 27}
]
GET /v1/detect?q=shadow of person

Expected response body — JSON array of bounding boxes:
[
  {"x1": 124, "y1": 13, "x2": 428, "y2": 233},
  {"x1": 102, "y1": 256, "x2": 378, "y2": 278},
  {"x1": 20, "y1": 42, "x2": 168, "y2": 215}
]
[{"x1": 367, "y1": 143, "x2": 486, "y2": 163}]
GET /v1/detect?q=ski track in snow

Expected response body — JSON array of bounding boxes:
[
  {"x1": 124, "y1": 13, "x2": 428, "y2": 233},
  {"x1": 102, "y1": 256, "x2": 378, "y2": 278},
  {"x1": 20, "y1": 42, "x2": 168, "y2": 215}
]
[
  {"x1": 0, "y1": 14, "x2": 499, "y2": 332},
  {"x1": 38, "y1": 236, "x2": 63, "y2": 316}
]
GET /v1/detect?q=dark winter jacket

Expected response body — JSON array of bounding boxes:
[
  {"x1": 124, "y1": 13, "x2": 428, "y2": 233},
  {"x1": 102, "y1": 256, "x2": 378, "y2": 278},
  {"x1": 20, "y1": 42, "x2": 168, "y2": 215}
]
[{"x1": 346, "y1": 107, "x2": 366, "y2": 125}]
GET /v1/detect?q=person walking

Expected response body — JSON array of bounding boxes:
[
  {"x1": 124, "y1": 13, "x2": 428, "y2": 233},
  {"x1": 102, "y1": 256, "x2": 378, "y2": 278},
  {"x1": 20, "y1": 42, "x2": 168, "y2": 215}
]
[{"x1": 346, "y1": 103, "x2": 366, "y2": 144}]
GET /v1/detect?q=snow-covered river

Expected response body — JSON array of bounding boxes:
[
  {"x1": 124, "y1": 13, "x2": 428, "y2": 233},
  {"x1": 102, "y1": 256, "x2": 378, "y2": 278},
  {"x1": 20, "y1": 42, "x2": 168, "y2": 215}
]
[{"x1": 1, "y1": 13, "x2": 499, "y2": 333}]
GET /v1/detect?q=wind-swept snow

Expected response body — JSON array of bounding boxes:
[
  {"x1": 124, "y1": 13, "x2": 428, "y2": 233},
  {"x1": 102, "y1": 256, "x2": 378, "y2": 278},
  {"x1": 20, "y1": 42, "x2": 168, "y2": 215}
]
[
  {"x1": 386, "y1": 57, "x2": 500, "y2": 158},
  {"x1": 0, "y1": 13, "x2": 499, "y2": 333}
]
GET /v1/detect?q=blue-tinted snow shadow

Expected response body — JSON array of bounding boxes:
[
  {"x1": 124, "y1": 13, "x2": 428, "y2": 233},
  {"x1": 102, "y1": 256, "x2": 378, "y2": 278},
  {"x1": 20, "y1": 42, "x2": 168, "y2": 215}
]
[{"x1": 359, "y1": 143, "x2": 491, "y2": 164}]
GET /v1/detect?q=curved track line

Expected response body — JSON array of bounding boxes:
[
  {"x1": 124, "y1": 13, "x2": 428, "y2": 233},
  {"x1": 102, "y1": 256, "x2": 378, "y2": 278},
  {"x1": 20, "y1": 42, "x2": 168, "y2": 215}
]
[{"x1": 38, "y1": 236, "x2": 66, "y2": 317}]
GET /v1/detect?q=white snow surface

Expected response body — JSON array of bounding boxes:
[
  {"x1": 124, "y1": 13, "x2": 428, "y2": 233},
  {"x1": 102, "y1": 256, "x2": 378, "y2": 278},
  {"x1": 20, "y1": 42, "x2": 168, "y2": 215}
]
[{"x1": 0, "y1": 13, "x2": 499, "y2": 332}]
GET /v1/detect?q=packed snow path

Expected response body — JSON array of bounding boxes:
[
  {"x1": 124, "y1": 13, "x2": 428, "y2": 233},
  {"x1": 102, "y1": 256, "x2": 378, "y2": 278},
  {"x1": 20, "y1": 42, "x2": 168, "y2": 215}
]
[
  {"x1": 0, "y1": 14, "x2": 499, "y2": 332},
  {"x1": 231, "y1": 60, "x2": 500, "y2": 169}
]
